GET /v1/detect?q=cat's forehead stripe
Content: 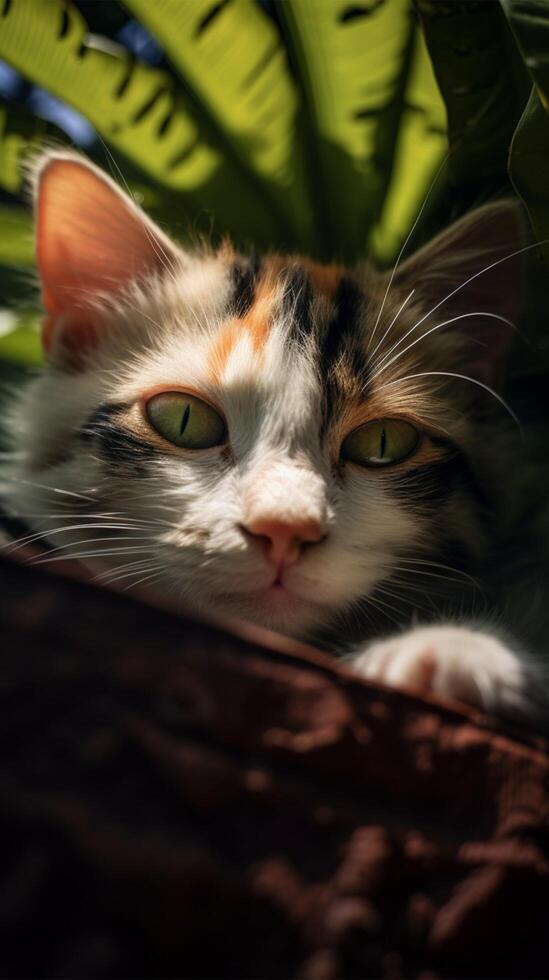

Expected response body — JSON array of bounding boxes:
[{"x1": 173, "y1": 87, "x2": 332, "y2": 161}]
[
  {"x1": 229, "y1": 256, "x2": 259, "y2": 318},
  {"x1": 320, "y1": 277, "x2": 370, "y2": 432},
  {"x1": 281, "y1": 267, "x2": 314, "y2": 344},
  {"x1": 208, "y1": 257, "x2": 283, "y2": 382},
  {"x1": 319, "y1": 277, "x2": 363, "y2": 367},
  {"x1": 208, "y1": 254, "x2": 353, "y2": 384}
]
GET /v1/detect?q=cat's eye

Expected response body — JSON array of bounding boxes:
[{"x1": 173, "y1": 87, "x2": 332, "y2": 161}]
[
  {"x1": 146, "y1": 391, "x2": 226, "y2": 450},
  {"x1": 341, "y1": 418, "x2": 419, "y2": 467}
]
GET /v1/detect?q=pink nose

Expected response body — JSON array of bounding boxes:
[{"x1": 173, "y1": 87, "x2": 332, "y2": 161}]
[{"x1": 242, "y1": 516, "x2": 324, "y2": 567}]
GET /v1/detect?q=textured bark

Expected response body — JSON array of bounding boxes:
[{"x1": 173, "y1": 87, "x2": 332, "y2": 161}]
[{"x1": 0, "y1": 554, "x2": 548, "y2": 979}]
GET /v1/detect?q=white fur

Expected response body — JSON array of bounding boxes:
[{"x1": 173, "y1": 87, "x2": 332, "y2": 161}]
[{"x1": 351, "y1": 625, "x2": 534, "y2": 721}]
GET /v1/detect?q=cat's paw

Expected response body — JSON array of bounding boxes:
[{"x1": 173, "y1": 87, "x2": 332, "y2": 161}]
[{"x1": 350, "y1": 625, "x2": 537, "y2": 722}]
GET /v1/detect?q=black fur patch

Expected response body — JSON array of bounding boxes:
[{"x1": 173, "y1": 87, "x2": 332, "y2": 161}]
[
  {"x1": 319, "y1": 277, "x2": 363, "y2": 379},
  {"x1": 391, "y1": 458, "x2": 461, "y2": 505},
  {"x1": 320, "y1": 278, "x2": 369, "y2": 432},
  {"x1": 431, "y1": 435, "x2": 491, "y2": 512},
  {"x1": 230, "y1": 256, "x2": 259, "y2": 318},
  {"x1": 80, "y1": 403, "x2": 160, "y2": 467},
  {"x1": 283, "y1": 267, "x2": 314, "y2": 344},
  {"x1": 389, "y1": 440, "x2": 490, "y2": 512}
]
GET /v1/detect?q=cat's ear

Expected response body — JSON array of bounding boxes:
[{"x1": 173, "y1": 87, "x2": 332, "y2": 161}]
[
  {"x1": 33, "y1": 151, "x2": 179, "y2": 361},
  {"x1": 393, "y1": 200, "x2": 528, "y2": 384}
]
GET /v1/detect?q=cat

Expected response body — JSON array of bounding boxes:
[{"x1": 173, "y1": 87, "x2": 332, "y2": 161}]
[{"x1": 2, "y1": 149, "x2": 548, "y2": 730}]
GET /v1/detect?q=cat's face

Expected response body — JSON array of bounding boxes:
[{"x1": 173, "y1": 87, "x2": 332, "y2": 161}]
[{"x1": 6, "y1": 153, "x2": 524, "y2": 640}]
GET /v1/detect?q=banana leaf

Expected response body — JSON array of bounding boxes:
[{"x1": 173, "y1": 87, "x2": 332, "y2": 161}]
[
  {"x1": 509, "y1": 89, "x2": 549, "y2": 269},
  {"x1": 498, "y1": 0, "x2": 549, "y2": 384},
  {"x1": 0, "y1": 308, "x2": 41, "y2": 365},
  {"x1": 0, "y1": 101, "x2": 181, "y2": 229},
  {"x1": 0, "y1": 102, "x2": 60, "y2": 194},
  {"x1": 502, "y1": 0, "x2": 549, "y2": 105},
  {"x1": 125, "y1": 0, "x2": 314, "y2": 251},
  {"x1": 415, "y1": 0, "x2": 530, "y2": 210},
  {"x1": 369, "y1": 25, "x2": 447, "y2": 265},
  {"x1": 279, "y1": 0, "x2": 420, "y2": 261},
  {"x1": 502, "y1": 0, "x2": 549, "y2": 268},
  {"x1": 0, "y1": 206, "x2": 33, "y2": 267},
  {"x1": 0, "y1": 0, "x2": 281, "y2": 248}
]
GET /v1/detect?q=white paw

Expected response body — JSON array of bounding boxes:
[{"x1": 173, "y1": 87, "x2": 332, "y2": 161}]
[{"x1": 351, "y1": 625, "x2": 534, "y2": 722}]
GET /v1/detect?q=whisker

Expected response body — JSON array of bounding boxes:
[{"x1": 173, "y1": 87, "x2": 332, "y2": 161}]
[
  {"x1": 375, "y1": 582, "x2": 431, "y2": 615},
  {"x1": 378, "y1": 370, "x2": 520, "y2": 427},
  {"x1": 11, "y1": 532, "x2": 154, "y2": 558},
  {"x1": 122, "y1": 567, "x2": 167, "y2": 592},
  {"x1": 369, "y1": 153, "x2": 449, "y2": 342},
  {"x1": 29, "y1": 545, "x2": 155, "y2": 566},
  {"x1": 95, "y1": 557, "x2": 158, "y2": 582},
  {"x1": 368, "y1": 288, "x2": 415, "y2": 362},
  {"x1": 1, "y1": 476, "x2": 96, "y2": 501},
  {"x1": 383, "y1": 573, "x2": 453, "y2": 596},
  {"x1": 406, "y1": 237, "x2": 549, "y2": 342},
  {"x1": 392, "y1": 557, "x2": 481, "y2": 589},
  {"x1": 356, "y1": 590, "x2": 403, "y2": 623},
  {"x1": 98, "y1": 562, "x2": 163, "y2": 587},
  {"x1": 4, "y1": 523, "x2": 155, "y2": 553},
  {"x1": 370, "y1": 311, "x2": 515, "y2": 381}
]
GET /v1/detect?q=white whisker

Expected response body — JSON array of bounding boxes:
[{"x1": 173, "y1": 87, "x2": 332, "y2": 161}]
[
  {"x1": 368, "y1": 288, "x2": 415, "y2": 361},
  {"x1": 29, "y1": 545, "x2": 154, "y2": 566},
  {"x1": 2, "y1": 476, "x2": 95, "y2": 501},
  {"x1": 369, "y1": 154, "x2": 449, "y2": 342},
  {"x1": 98, "y1": 562, "x2": 163, "y2": 587},
  {"x1": 95, "y1": 557, "x2": 158, "y2": 582},
  {"x1": 4, "y1": 524, "x2": 155, "y2": 553},
  {"x1": 393, "y1": 557, "x2": 480, "y2": 589},
  {"x1": 378, "y1": 370, "x2": 520, "y2": 426},
  {"x1": 371, "y1": 311, "x2": 516, "y2": 381},
  {"x1": 122, "y1": 567, "x2": 167, "y2": 592},
  {"x1": 406, "y1": 237, "x2": 549, "y2": 342}
]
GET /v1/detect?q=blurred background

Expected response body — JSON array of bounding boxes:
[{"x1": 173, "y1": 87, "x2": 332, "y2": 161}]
[{"x1": 0, "y1": 0, "x2": 548, "y2": 392}]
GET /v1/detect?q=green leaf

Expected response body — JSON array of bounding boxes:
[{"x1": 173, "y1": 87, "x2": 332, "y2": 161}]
[
  {"x1": 0, "y1": 0, "x2": 281, "y2": 248},
  {"x1": 509, "y1": 88, "x2": 549, "y2": 266},
  {"x1": 0, "y1": 206, "x2": 34, "y2": 267},
  {"x1": 125, "y1": 0, "x2": 315, "y2": 251},
  {"x1": 278, "y1": 0, "x2": 416, "y2": 260},
  {"x1": 502, "y1": 0, "x2": 549, "y2": 268},
  {"x1": 0, "y1": 309, "x2": 42, "y2": 366},
  {"x1": 415, "y1": 0, "x2": 530, "y2": 203},
  {"x1": 501, "y1": 0, "x2": 549, "y2": 108},
  {"x1": 0, "y1": 102, "x2": 60, "y2": 194},
  {"x1": 370, "y1": 26, "x2": 447, "y2": 265}
]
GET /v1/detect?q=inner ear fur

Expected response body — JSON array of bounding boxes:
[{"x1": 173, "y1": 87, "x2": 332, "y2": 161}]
[{"x1": 33, "y1": 150, "x2": 180, "y2": 361}]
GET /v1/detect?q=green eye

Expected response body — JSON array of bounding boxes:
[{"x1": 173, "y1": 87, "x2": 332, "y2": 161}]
[
  {"x1": 146, "y1": 392, "x2": 226, "y2": 449},
  {"x1": 341, "y1": 418, "x2": 419, "y2": 467}
]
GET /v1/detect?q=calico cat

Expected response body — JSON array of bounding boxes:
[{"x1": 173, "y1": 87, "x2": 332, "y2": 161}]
[{"x1": 2, "y1": 150, "x2": 548, "y2": 728}]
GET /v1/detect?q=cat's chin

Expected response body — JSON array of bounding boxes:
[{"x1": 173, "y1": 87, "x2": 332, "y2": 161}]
[{"x1": 206, "y1": 583, "x2": 329, "y2": 638}]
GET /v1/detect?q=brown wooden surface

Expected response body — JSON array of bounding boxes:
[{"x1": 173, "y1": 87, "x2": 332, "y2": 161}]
[{"x1": 0, "y1": 554, "x2": 548, "y2": 979}]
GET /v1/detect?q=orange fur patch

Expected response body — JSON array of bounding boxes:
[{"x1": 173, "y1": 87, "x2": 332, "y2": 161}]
[
  {"x1": 302, "y1": 260, "x2": 344, "y2": 298},
  {"x1": 243, "y1": 275, "x2": 277, "y2": 354},
  {"x1": 208, "y1": 255, "x2": 344, "y2": 384},
  {"x1": 208, "y1": 256, "x2": 285, "y2": 383},
  {"x1": 208, "y1": 319, "x2": 241, "y2": 385}
]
